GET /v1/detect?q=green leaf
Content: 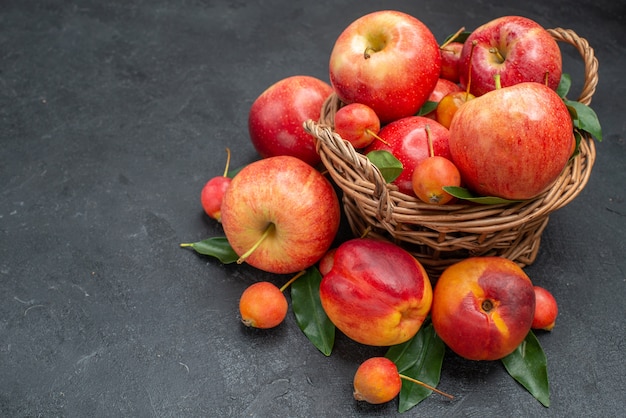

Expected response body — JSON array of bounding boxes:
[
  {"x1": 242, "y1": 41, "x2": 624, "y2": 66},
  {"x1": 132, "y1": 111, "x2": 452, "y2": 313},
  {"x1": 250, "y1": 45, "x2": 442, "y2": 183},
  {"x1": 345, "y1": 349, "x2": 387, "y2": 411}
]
[
  {"x1": 442, "y1": 30, "x2": 472, "y2": 44},
  {"x1": 386, "y1": 322, "x2": 447, "y2": 413},
  {"x1": 556, "y1": 73, "x2": 571, "y2": 98},
  {"x1": 227, "y1": 165, "x2": 245, "y2": 178},
  {"x1": 501, "y1": 331, "x2": 550, "y2": 407},
  {"x1": 291, "y1": 267, "x2": 335, "y2": 356},
  {"x1": 442, "y1": 186, "x2": 524, "y2": 205},
  {"x1": 417, "y1": 100, "x2": 438, "y2": 116},
  {"x1": 179, "y1": 237, "x2": 239, "y2": 264},
  {"x1": 565, "y1": 99, "x2": 603, "y2": 141},
  {"x1": 366, "y1": 150, "x2": 403, "y2": 183}
]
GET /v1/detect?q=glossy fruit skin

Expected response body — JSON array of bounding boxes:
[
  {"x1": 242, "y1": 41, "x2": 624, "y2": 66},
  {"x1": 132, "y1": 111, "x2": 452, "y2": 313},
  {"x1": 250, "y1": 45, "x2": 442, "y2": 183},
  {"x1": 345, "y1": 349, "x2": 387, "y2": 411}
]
[
  {"x1": 440, "y1": 41, "x2": 463, "y2": 83},
  {"x1": 449, "y1": 82, "x2": 573, "y2": 200},
  {"x1": 329, "y1": 10, "x2": 441, "y2": 123},
  {"x1": 248, "y1": 75, "x2": 333, "y2": 167},
  {"x1": 435, "y1": 91, "x2": 475, "y2": 129},
  {"x1": 458, "y1": 16, "x2": 562, "y2": 97},
  {"x1": 411, "y1": 156, "x2": 461, "y2": 205},
  {"x1": 353, "y1": 357, "x2": 402, "y2": 404},
  {"x1": 532, "y1": 286, "x2": 558, "y2": 331},
  {"x1": 423, "y1": 78, "x2": 463, "y2": 120},
  {"x1": 221, "y1": 156, "x2": 341, "y2": 274},
  {"x1": 333, "y1": 103, "x2": 381, "y2": 148},
  {"x1": 431, "y1": 257, "x2": 536, "y2": 361},
  {"x1": 365, "y1": 116, "x2": 451, "y2": 196},
  {"x1": 239, "y1": 282, "x2": 287, "y2": 329},
  {"x1": 200, "y1": 176, "x2": 232, "y2": 221},
  {"x1": 319, "y1": 238, "x2": 432, "y2": 346}
]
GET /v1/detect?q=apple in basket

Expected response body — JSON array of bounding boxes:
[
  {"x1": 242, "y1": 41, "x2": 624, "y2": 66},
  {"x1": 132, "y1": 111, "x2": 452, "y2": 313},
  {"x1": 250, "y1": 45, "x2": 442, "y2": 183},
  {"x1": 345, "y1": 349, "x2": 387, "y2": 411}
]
[
  {"x1": 248, "y1": 75, "x2": 333, "y2": 167},
  {"x1": 328, "y1": 10, "x2": 441, "y2": 123},
  {"x1": 449, "y1": 81, "x2": 574, "y2": 200},
  {"x1": 365, "y1": 116, "x2": 452, "y2": 196},
  {"x1": 220, "y1": 155, "x2": 341, "y2": 274},
  {"x1": 458, "y1": 15, "x2": 562, "y2": 97}
]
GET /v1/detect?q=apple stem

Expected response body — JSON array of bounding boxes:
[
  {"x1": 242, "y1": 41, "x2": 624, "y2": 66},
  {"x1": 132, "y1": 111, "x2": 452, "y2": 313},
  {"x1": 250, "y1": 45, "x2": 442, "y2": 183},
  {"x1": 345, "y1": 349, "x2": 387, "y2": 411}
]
[
  {"x1": 494, "y1": 73, "x2": 502, "y2": 90},
  {"x1": 236, "y1": 223, "x2": 275, "y2": 265},
  {"x1": 544, "y1": 71, "x2": 549, "y2": 86},
  {"x1": 279, "y1": 270, "x2": 306, "y2": 292},
  {"x1": 425, "y1": 125, "x2": 434, "y2": 158},
  {"x1": 363, "y1": 47, "x2": 376, "y2": 59},
  {"x1": 222, "y1": 147, "x2": 232, "y2": 177},
  {"x1": 466, "y1": 40, "x2": 477, "y2": 95},
  {"x1": 366, "y1": 129, "x2": 390, "y2": 146},
  {"x1": 488, "y1": 47, "x2": 505, "y2": 64},
  {"x1": 439, "y1": 26, "x2": 466, "y2": 49},
  {"x1": 398, "y1": 374, "x2": 454, "y2": 400},
  {"x1": 359, "y1": 226, "x2": 372, "y2": 239}
]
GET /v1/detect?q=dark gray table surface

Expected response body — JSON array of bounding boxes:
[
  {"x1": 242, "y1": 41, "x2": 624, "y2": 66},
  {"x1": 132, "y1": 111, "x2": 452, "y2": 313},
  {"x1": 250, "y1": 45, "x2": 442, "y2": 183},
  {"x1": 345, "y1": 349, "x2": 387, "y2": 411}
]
[{"x1": 2, "y1": 0, "x2": 625, "y2": 416}]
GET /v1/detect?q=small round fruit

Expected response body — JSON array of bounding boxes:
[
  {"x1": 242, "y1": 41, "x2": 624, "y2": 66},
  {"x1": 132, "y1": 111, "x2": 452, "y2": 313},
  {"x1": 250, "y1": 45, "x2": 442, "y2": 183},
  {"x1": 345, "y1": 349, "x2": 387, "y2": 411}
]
[
  {"x1": 411, "y1": 156, "x2": 461, "y2": 205},
  {"x1": 353, "y1": 357, "x2": 402, "y2": 404},
  {"x1": 200, "y1": 176, "x2": 232, "y2": 221},
  {"x1": 318, "y1": 248, "x2": 337, "y2": 276},
  {"x1": 334, "y1": 103, "x2": 381, "y2": 149},
  {"x1": 431, "y1": 257, "x2": 536, "y2": 361},
  {"x1": 239, "y1": 282, "x2": 288, "y2": 329},
  {"x1": 435, "y1": 91, "x2": 475, "y2": 129},
  {"x1": 532, "y1": 286, "x2": 558, "y2": 331}
]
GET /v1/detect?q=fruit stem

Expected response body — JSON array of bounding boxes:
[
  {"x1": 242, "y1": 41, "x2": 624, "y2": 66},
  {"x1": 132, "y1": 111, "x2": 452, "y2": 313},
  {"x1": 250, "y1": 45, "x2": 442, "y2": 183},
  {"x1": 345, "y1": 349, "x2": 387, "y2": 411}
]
[
  {"x1": 425, "y1": 124, "x2": 434, "y2": 158},
  {"x1": 398, "y1": 374, "x2": 454, "y2": 400},
  {"x1": 439, "y1": 26, "x2": 466, "y2": 49},
  {"x1": 544, "y1": 71, "x2": 549, "y2": 86},
  {"x1": 363, "y1": 47, "x2": 376, "y2": 59},
  {"x1": 237, "y1": 223, "x2": 275, "y2": 264},
  {"x1": 494, "y1": 73, "x2": 502, "y2": 90},
  {"x1": 489, "y1": 47, "x2": 505, "y2": 63},
  {"x1": 366, "y1": 129, "x2": 390, "y2": 146},
  {"x1": 279, "y1": 270, "x2": 306, "y2": 292},
  {"x1": 222, "y1": 147, "x2": 232, "y2": 177},
  {"x1": 466, "y1": 40, "x2": 477, "y2": 95}
]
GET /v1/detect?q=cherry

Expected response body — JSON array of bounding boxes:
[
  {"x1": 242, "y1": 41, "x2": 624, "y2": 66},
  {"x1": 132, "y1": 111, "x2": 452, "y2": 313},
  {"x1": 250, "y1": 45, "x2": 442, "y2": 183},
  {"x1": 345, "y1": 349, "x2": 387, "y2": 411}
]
[
  {"x1": 411, "y1": 125, "x2": 461, "y2": 205},
  {"x1": 238, "y1": 271, "x2": 305, "y2": 329},
  {"x1": 200, "y1": 147, "x2": 232, "y2": 221},
  {"x1": 334, "y1": 103, "x2": 388, "y2": 148},
  {"x1": 532, "y1": 286, "x2": 558, "y2": 331}
]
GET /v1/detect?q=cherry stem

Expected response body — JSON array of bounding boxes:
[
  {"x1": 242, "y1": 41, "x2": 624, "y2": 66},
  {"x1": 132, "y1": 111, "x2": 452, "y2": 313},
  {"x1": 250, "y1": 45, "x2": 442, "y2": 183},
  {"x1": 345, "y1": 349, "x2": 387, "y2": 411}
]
[
  {"x1": 279, "y1": 270, "x2": 306, "y2": 292},
  {"x1": 439, "y1": 26, "x2": 466, "y2": 49},
  {"x1": 466, "y1": 40, "x2": 477, "y2": 95},
  {"x1": 222, "y1": 147, "x2": 232, "y2": 177},
  {"x1": 237, "y1": 223, "x2": 275, "y2": 264},
  {"x1": 425, "y1": 125, "x2": 434, "y2": 158},
  {"x1": 366, "y1": 129, "x2": 390, "y2": 146},
  {"x1": 399, "y1": 374, "x2": 455, "y2": 400}
]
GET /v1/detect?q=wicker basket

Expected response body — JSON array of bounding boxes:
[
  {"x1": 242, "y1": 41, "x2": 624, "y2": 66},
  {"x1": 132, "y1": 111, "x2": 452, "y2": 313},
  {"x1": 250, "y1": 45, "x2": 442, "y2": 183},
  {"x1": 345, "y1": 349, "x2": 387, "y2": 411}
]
[{"x1": 303, "y1": 28, "x2": 599, "y2": 275}]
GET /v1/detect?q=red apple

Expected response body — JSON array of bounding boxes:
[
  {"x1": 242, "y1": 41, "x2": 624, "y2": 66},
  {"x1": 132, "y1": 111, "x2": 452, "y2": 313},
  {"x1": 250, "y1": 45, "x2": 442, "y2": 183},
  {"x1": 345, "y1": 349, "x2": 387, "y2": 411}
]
[
  {"x1": 423, "y1": 78, "x2": 463, "y2": 120},
  {"x1": 449, "y1": 82, "x2": 573, "y2": 200},
  {"x1": 364, "y1": 116, "x2": 451, "y2": 196},
  {"x1": 221, "y1": 155, "x2": 341, "y2": 274},
  {"x1": 431, "y1": 257, "x2": 536, "y2": 361},
  {"x1": 458, "y1": 16, "x2": 562, "y2": 97},
  {"x1": 328, "y1": 10, "x2": 441, "y2": 123},
  {"x1": 532, "y1": 286, "x2": 558, "y2": 331},
  {"x1": 319, "y1": 238, "x2": 432, "y2": 346},
  {"x1": 333, "y1": 103, "x2": 381, "y2": 148},
  {"x1": 440, "y1": 41, "x2": 464, "y2": 83},
  {"x1": 248, "y1": 75, "x2": 333, "y2": 167}
]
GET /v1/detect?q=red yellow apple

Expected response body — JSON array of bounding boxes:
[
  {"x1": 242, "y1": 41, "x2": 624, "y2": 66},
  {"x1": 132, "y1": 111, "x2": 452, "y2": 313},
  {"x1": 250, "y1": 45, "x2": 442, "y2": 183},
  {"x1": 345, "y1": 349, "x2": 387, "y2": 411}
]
[
  {"x1": 328, "y1": 10, "x2": 441, "y2": 123},
  {"x1": 365, "y1": 116, "x2": 451, "y2": 196},
  {"x1": 431, "y1": 257, "x2": 536, "y2": 361},
  {"x1": 319, "y1": 238, "x2": 432, "y2": 346},
  {"x1": 449, "y1": 82, "x2": 573, "y2": 200},
  {"x1": 248, "y1": 75, "x2": 333, "y2": 167},
  {"x1": 221, "y1": 155, "x2": 341, "y2": 274},
  {"x1": 458, "y1": 16, "x2": 562, "y2": 97}
]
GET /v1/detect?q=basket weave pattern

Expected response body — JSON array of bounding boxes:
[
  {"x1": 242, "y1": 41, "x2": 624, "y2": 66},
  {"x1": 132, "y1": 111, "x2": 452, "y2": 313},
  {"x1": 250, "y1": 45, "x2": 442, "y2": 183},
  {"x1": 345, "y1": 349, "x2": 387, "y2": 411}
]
[{"x1": 304, "y1": 28, "x2": 599, "y2": 274}]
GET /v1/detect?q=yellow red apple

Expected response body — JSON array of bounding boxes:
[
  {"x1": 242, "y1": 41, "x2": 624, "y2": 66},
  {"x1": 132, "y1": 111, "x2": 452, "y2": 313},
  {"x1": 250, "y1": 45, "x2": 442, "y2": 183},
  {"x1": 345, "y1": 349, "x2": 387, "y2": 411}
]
[
  {"x1": 431, "y1": 257, "x2": 536, "y2": 361},
  {"x1": 364, "y1": 116, "x2": 451, "y2": 196},
  {"x1": 458, "y1": 16, "x2": 562, "y2": 97},
  {"x1": 328, "y1": 10, "x2": 441, "y2": 123},
  {"x1": 319, "y1": 238, "x2": 432, "y2": 346},
  {"x1": 221, "y1": 155, "x2": 340, "y2": 274},
  {"x1": 449, "y1": 82, "x2": 573, "y2": 200},
  {"x1": 248, "y1": 75, "x2": 333, "y2": 167}
]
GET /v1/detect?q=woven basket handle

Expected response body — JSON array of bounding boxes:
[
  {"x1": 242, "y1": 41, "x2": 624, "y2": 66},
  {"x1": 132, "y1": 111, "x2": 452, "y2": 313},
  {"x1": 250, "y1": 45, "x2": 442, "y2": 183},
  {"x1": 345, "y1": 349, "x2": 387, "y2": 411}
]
[{"x1": 548, "y1": 27, "x2": 599, "y2": 105}]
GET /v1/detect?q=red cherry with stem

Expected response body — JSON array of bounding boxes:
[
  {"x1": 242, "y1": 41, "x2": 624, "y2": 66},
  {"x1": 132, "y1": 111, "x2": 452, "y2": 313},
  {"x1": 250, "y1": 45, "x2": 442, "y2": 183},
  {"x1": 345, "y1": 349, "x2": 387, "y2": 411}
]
[{"x1": 201, "y1": 147, "x2": 232, "y2": 221}]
